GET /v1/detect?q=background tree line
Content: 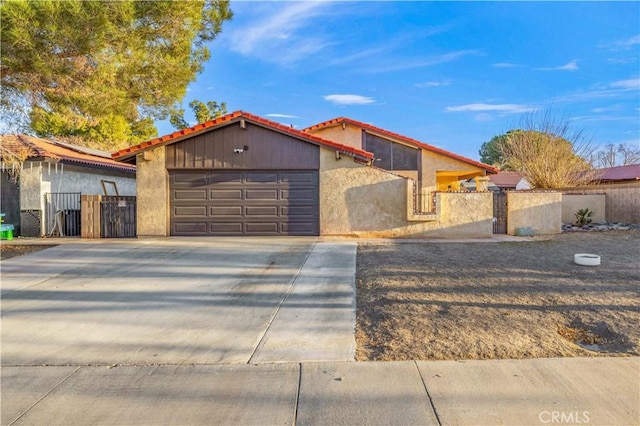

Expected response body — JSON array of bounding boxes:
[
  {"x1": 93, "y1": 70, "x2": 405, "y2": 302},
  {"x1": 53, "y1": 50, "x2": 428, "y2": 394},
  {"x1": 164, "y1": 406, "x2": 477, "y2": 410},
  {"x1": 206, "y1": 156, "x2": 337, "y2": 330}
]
[{"x1": 479, "y1": 110, "x2": 640, "y2": 188}]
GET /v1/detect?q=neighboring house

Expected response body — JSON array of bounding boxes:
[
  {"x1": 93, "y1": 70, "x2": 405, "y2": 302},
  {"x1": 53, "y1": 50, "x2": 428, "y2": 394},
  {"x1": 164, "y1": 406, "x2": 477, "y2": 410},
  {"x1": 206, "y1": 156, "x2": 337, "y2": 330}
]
[
  {"x1": 0, "y1": 134, "x2": 136, "y2": 237},
  {"x1": 595, "y1": 164, "x2": 640, "y2": 183},
  {"x1": 112, "y1": 111, "x2": 498, "y2": 238},
  {"x1": 488, "y1": 171, "x2": 531, "y2": 191}
]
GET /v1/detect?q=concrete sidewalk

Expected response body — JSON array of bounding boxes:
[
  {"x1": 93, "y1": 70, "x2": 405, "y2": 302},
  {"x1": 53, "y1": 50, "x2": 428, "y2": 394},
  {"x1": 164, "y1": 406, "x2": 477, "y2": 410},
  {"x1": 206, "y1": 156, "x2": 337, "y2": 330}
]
[{"x1": 2, "y1": 357, "x2": 637, "y2": 425}]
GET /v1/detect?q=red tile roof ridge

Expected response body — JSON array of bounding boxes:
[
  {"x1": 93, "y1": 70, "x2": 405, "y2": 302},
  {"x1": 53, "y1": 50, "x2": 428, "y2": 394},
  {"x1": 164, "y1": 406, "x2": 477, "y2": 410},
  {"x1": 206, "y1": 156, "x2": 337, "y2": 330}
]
[
  {"x1": 112, "y1": 111, "x2": 374, "y2": 161},
  {"x1": 303, "y1": 117, "x2": 498, "y2": 173}
]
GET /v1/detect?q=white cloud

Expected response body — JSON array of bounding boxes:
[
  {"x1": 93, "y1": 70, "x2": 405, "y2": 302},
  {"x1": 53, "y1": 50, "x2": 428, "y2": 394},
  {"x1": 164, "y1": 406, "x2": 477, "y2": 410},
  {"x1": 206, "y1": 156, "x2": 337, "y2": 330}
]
[
  {"x1": 537, "y1": 59, "x2": 579, "y2": 71},
  {"x1": 474, "y1": 113, "x2": 494, "y2": 122},
  {"x1": 225, "y1": 2, "x2": 333, "y2": 65},
  {"x1": 603, "y1": 34, "x2": 640, "y2": 51},
  {"x1": 265, "y1": 113, "x2": 301, "y2": 119},
  {"x1": 365, "y1": 50, "x2": 480, "y2": 73},
  {"x1": 445, "y1": 103, "x2": 537, "y2": 113},
  {"x1": 324, "y1": 94, "x2": 375, "y2": 105},
  {"x1": 609, "y1": 78, "x2": 640, "y2": 90},
  {"x1": 415, "y1": 80, "x2": 452, "y2": 88},
  {"x1": 492, "y1": 62, "x2": 522, "y2": 68}
]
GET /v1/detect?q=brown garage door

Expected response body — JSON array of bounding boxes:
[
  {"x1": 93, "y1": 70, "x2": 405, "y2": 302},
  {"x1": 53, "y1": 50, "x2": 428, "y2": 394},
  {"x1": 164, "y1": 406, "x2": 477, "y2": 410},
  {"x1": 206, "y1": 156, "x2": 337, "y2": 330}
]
[{"x1": 170, "y1": 170, "x2": 319, "y2": 236}]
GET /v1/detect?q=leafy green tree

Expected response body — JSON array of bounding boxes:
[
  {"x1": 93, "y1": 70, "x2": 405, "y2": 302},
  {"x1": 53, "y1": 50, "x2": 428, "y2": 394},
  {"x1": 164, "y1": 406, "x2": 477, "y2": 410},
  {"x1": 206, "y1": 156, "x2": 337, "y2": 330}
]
[
  {"x1": 1, "y1": 0, "x2": 232, "y2": 150},
  {"x1": 170, "y1": 100, "x2": 227, "y2": 130},
  {"x1": 479, "y1": 132, "x2": 514, "y2": 168}
]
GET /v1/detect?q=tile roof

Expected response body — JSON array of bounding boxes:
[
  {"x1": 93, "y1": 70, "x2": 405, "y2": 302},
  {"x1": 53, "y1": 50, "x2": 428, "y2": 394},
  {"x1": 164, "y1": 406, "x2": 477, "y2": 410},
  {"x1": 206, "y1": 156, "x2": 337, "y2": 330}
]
[
  {"x1": 489, "y1": 171, "x2": 526, "y2": 188},
  {"x1": 112, "y1": 111, "x2": 374, "y2": 162},
  {"x1": 0, "y1": 134, "x2": 135, "y2": 174},
  {"x1": 303, "y1": 117, "x2": 499, "y2": 173},
  {"x1": 596, "y1": 164, "x2": 640, "y2": 181}
]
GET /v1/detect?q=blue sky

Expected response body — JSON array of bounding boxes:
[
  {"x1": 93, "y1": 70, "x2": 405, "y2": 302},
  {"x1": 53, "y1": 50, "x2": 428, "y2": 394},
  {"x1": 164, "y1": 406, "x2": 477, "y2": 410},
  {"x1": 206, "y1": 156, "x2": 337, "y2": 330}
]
[{"x1": 156, "y1": 1, "x2": 640, "y2": 162}]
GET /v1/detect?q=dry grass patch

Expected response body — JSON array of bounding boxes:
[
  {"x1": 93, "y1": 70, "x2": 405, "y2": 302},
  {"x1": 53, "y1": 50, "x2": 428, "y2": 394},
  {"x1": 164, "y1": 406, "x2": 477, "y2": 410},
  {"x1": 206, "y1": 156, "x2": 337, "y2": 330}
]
[{"x1": 356, "y1": 230, "x2": 639, "y2": 361}]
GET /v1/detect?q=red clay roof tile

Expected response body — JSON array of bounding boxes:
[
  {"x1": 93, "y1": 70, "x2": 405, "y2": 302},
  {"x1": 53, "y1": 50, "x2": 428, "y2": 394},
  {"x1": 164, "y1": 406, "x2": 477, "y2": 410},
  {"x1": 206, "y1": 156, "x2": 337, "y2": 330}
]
[{"x1": 112, "y1": 111, "x2": 374, "y2": 162}]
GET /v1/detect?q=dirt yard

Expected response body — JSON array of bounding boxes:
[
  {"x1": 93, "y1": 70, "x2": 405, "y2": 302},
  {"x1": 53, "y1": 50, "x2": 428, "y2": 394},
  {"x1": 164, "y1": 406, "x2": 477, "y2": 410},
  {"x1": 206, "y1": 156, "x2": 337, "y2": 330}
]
[
  {"x1": 356, "y1": 230, "x2": 640, "y2": 361},
  {"x1": 0, "y1": 244, "x2": 56, "y2": 260}
]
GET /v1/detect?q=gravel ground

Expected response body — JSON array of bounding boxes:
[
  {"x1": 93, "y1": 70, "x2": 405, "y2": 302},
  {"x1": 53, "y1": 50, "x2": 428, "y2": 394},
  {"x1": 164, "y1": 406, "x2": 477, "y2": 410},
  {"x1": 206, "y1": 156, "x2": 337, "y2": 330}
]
[{"x1": 356, "y1": 230, "x2": 640, "y2": 361}]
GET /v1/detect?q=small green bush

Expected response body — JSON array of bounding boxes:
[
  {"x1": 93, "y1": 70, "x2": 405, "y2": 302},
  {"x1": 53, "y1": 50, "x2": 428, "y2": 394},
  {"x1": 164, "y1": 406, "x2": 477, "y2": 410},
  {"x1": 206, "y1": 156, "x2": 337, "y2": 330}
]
[{"x1": 574, "y1": 208, "x2": 594, "y2": 226}]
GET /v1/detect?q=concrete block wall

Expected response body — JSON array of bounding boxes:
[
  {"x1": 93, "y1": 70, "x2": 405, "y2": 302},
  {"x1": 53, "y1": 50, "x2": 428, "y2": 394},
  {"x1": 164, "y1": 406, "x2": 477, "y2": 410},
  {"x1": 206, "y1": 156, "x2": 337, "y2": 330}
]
[
  {"x1": 562, "y1": 182, "x2": 640, "y2": 224},
  {"x1": 562, "y1": 194, "x2": 606, "y2": 224}
]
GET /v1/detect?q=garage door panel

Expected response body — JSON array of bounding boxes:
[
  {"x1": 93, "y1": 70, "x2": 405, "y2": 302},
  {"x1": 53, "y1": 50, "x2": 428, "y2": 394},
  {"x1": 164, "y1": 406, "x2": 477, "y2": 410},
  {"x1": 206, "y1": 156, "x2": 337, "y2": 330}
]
[
  {"x1": 246, "y1": 206, "x2": 279, "y2": 216},
  {"x1": 246, "y1": 222, "x2": 279, "y2": 233},
  {"x1": 170, "y1": 170, "x2": 318, "y2": 236},
  {"x1": 281, "y1": 189, "x2": 315, "y2": 201},
  {"x1": 210, "y1": 189, "x2": 243, "y2": 200},
  {"x1": 210, "y1": 222, "x2": 243, "y2": 233},
  {"x1": 246, "y1": 189, "x2": 279, "y2": 200},
  {"x1": 174, "y1": 206, "x2": 208, "y2": 217},
  {"x1": 247, "y1": 173, "x2": 279, "y2": 183},
  {"x1": 210, "y1": 206, "x2": 243, "y2": 217},
  {"x1": 174, "y1": 222, "x2": 208, "y2": 234},
  {"x1": 280, "y1": 172, "x2": 317, "y2": 185},
  {"x1": 206, "y1": 172, "x2": 244, "y2": 184},
  {"x1": 174, "y1": 190, "x2": 208, "y2": 200}
]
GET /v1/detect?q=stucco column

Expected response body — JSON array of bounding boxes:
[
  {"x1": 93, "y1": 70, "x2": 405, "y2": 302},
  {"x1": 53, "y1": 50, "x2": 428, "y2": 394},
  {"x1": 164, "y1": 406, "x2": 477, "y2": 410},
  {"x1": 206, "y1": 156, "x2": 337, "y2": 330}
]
[{"x1": 475, "y1": 176, "x2": 490, "y2": 192}]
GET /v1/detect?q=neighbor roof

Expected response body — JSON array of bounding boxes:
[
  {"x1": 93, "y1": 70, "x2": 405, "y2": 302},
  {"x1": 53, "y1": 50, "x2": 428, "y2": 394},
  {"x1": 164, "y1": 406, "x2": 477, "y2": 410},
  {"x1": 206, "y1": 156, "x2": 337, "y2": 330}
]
[
  {"x1": 0, "y1": 134, "x2": 135, "y2": 174},
  {"x1": 596, "y1": 164, "x2": 640, "y2": 182},
  {"x1": 489, "y1": 171, "x2": 526, "y2": 188},
  {"x1": 112, "y1": 111, "x2": 374, "y2": 162},
  {"x1": 303, "y1": 117, "x2": 499, "y2": 173}
]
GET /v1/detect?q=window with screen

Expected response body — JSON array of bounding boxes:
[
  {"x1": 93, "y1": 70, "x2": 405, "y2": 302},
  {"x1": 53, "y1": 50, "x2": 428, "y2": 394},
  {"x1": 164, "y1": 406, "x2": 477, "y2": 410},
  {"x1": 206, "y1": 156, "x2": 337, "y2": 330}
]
[{"x1": 365, "y1": 133, "x2": 418, "y2": 171}]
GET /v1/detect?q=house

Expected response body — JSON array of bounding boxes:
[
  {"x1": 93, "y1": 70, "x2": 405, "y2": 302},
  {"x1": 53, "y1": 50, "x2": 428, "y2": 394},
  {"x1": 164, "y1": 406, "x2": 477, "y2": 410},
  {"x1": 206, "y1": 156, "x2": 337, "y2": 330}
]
[
  {"x1": 488, "y1": 171, "x2": 531, "y2": 191},
  {"x1": 0, "y1": 134, "x2": 136, "y2": 237},
  {"x1": 303, "y1": 117, "x2": 497, "y2": 193},
  {"x1": 112, "y1": 111, "x2": 498, "y2": 238},
  {"x1": 595, "y1": 164, "x2": 640, "y2": 183}
]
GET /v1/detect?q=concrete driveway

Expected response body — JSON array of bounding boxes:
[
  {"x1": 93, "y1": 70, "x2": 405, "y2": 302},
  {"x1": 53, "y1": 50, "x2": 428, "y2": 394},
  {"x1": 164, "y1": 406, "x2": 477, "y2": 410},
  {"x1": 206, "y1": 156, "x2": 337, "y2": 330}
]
[{"x1": 1, "y1": 238, "x2": 356, "y2": 366}]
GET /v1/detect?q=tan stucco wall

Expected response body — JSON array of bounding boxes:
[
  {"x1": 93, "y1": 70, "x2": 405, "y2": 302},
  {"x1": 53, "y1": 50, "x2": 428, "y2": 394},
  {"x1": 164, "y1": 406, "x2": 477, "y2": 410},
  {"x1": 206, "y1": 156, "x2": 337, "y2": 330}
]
[
  {"x1": 312, "y1": 124, "x2": 362, "y2": 149},
  {"x1": 562, "y1": 194, "x2": 606, "y2": 224},
  {"x1": 319, "y1": 148, "x2": 493, "y2": 238},
  {"x1": 507, "y1": 192, "x2": 562, "y2": 235},
  {"x1": 136, "y1": 147, "x2": 169, "y2": 236}
]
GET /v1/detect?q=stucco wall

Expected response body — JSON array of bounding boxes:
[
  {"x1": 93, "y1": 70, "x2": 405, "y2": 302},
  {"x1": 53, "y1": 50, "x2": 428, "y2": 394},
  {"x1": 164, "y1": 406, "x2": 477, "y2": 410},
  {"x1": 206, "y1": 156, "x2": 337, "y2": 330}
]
[
  {"x1": 43, "y1": 164, "x2": 136, "y2": 196},
  {"x1": 136, "y1": 147, "x2": 169, "y2": 236},
  {"x1": 507, "y1": 191, "x2": 562, "y2": 235},
  {"x1": 311, "y1": 124, "x2": 362, "y2": 149},
  {"x1": 562, "y1": 194, "x2": 606, "y2": 224},
  {"x1": 319, "y1": 148, "x2": 493, "y2": 238}
]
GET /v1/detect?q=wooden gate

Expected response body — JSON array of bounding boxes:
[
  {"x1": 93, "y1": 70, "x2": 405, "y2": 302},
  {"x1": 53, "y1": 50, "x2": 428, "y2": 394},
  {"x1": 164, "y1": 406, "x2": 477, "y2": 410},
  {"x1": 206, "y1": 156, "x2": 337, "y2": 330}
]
[
  {"x1": 493, "y1": 192, "x2": 507, "y2": 234},
  {"x1": 101, "y1": 196, "x2": 136, "y2": 238}
]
